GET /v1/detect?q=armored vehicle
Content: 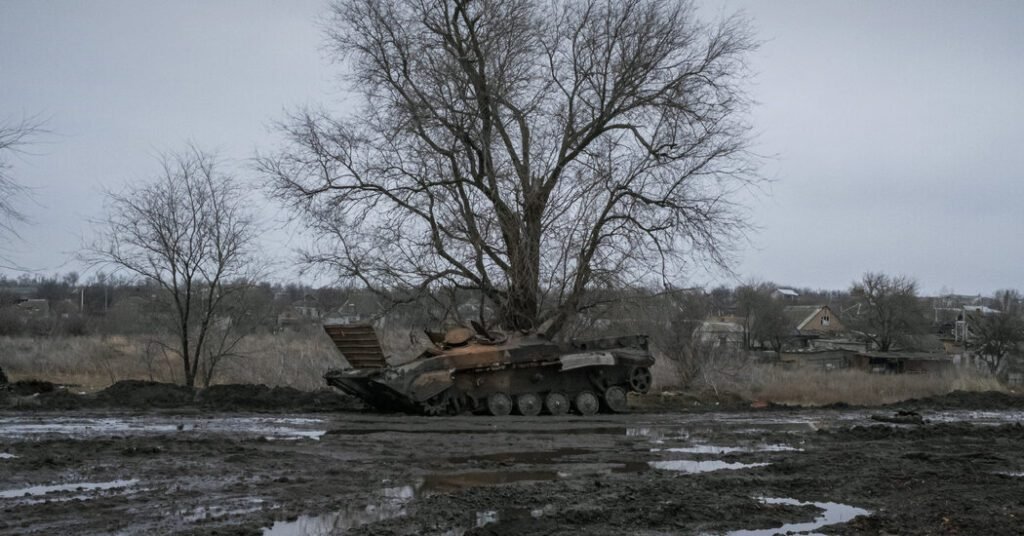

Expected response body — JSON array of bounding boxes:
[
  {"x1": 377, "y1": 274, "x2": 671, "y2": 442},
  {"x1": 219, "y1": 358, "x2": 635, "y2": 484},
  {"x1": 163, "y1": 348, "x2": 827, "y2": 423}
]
[{"x1": 323, "y1": 323, "x2": 654, "y2": 416}]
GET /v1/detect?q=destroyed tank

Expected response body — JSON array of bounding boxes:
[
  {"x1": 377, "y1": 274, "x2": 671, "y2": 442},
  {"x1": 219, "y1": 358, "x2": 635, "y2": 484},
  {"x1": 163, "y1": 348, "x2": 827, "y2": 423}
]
[{"x1": 323, "y1": 323, "x2": 655, "y2": 416}]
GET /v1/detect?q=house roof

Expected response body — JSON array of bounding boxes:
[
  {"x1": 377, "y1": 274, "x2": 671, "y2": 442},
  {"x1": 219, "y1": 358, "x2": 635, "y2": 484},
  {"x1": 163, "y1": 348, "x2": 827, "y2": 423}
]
[
  {"x1": 782, "y1": 305, "x2": 824, "y2": 331},
  {"x1": 774, "y1": 288, "x2": 799, "y2": 297}
]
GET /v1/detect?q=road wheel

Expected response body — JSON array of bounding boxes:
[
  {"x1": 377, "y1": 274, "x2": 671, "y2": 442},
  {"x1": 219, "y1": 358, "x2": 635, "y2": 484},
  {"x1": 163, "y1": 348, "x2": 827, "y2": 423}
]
[
  {"x1": 516, "y1": 393, "x2": 542, "y2": 416},
  {"x1": 603, "y1": 386, "x2": 628, "y2": 413},
  {"x1": 487, "y1": 392, "x2": 512, "y2": 416},
  {"x1": 545, "y1": 392, "x2": 569, "y2": 416},
  {"x1": 628, "y1": 367, "x2": 652, "y2": 394},
  {"x1": 574, "y1": 391, "x2": 600, "y2": 416},
  {"x1": 421, "y1": 392, "x2": 449, "y2": 416}
]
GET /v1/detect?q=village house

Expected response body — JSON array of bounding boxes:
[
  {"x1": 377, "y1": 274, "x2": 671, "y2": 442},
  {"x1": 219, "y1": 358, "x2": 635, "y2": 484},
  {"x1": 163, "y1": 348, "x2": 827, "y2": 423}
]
[
  {"x1": 771, "y1": 287, "x2": 800, "y2": 302},
  {"x1": 693, "y1": 320, "x2": 745, "y2": 349}
]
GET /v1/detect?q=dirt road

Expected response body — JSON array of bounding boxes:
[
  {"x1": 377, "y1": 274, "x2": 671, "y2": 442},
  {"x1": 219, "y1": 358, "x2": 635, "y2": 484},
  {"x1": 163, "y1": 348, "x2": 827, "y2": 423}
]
[{"x1": 1, "y1": 404, "x2": 1023, "y2": 535}]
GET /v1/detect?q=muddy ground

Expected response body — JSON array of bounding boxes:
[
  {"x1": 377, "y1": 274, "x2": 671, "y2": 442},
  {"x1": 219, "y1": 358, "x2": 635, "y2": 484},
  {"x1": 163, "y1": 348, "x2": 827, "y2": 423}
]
[{"x1": 1, "y1": 388, "x2": 1023, "y2": 535}]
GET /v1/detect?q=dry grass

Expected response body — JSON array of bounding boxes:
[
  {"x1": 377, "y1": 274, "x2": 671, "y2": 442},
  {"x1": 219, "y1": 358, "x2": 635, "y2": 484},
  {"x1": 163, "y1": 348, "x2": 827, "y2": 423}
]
[
  {"x1": 703, "y1": 364, "x2": 1006, "y2": 406},
  {"x1": 0, "y1": 331, "x2": 350, "y2": 391},
  {"x1": 3, "y1": 333, "x2": 1008, "y2": 405}
]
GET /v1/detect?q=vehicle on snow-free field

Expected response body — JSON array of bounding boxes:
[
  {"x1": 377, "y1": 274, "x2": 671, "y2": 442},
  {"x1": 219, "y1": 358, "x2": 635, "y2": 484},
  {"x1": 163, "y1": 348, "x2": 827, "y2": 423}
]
[{"x1": 323, "y1": 323, "x2": 655, "y2": 416}]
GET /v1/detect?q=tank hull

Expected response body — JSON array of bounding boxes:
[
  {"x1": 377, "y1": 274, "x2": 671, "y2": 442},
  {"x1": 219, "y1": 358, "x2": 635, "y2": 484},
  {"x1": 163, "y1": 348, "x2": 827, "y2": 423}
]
[{"x1": 324, "y1": 324, "x2": 655, "y2": 415}]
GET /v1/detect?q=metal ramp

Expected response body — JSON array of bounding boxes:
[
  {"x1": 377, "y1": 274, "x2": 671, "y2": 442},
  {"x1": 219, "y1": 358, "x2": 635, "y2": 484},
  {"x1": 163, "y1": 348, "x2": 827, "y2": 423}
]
[{"x1": 323, "y1": 323, "x2": 387, "y2": 369}]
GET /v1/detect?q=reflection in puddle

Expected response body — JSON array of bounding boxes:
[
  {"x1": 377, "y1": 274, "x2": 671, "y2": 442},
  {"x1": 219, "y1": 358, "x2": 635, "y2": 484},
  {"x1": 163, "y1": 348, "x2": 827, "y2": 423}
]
[
  {"x1": 997, "y1": 471, "x2": 1024, "y2": 477},
  {"x1": 262, "y1": 501, "x2": 409, "y2": 536},
  {"x1": 653, "y1": 444, "x2": 801, "y2": 454},
  {"x1": 648, "y1": 460, "x2": 770, "y2": 473},
  {"x1": 182, "y1": 498, "x2": 271, "y2": 522},
  {"x1": 0, "y1": 479, "x2": 139, "y2": 499},
  {"x1": 262, "y1": 472, "x2": 562, "y2": 535},
  {"x1": 262, "y1": 485, "x2": 418, "y2": 535},
  {"x1": 441, "y1": 507, "x2": 555, "y2": 536},
  {"x1": 725, "y1": 497, "x2": 869, "y2": 536},
  {"x1": 0, "y1": 452, "x2": 17, "y2": 459},
  {"x1": 476, "y1": 510, "x2": 499, "y2": 527}
]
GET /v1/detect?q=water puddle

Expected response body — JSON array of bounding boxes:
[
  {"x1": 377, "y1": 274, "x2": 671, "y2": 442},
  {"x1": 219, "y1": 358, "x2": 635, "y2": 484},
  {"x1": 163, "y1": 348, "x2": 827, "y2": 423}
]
[
  {"x1": 996, "y1": 471, "x2": 1024, "y2": 477},
  {"x1": 648, "y1": 460, "x2": 770, "y2": 473},
  {"x1": 653, "y1": 444, "x2": 801, "y2": 454},
  {"x1": 422, "y1": 470, "x2": 561, "y2": 492},
  {"x1": 725, "y1": 497, "x2": 869, "y2": 536},
  {"x1": 262, "y1": 471, "x2": 563, "y2": 535},
  {"x1": 262, "y1": 502, "x2": 409, "y2": 535},
  {"x1": 0, "y1": 452, "x2": 17, "y2": 459},
  {"x1": 927, "y1": 410, "x2": 1024, "y2": 424},
  {"x1": 441, "y1": 506, "x2": 557, "y2": 535},
  {"x1": 262, "y1": 486, "x2": 415, "y2": 535},
  {"x1": 0, "y1": 479, "x2": 139, "y2": 499},
  {"x1": 327, "y1": 426, "x2": 625, "y2": 436},
  {"x1": 181, "y1": 498, "x2": 272, "y2": 522},
  {"x1": 0, "y1": 416, "x2": 325, "y2": 441},
  {"x1": 263, "y1": 430, "x2": 327, "y2": 441}
]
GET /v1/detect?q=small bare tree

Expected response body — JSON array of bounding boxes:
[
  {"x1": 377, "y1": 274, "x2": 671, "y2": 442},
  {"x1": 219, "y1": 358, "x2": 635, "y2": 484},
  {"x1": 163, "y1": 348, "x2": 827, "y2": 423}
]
[
  {"x1": 89, "y1": 147, "x2": 261, "y2": 387},
  {"x1": 261, "y1": 0, "x2": 758, "y2": 335},
  {"x1": 849, "y1": 272, "x2": 927, "y2": 352},
  {"x1": 972, "y1": 289, "x2": 1023, "y2": 374}
]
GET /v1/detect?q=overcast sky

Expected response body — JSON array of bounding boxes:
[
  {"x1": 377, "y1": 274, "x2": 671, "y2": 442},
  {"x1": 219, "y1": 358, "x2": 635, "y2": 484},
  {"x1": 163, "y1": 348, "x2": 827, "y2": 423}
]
[{"x1": 1, "y1": 0, "x2": 1021, "y2": 295}]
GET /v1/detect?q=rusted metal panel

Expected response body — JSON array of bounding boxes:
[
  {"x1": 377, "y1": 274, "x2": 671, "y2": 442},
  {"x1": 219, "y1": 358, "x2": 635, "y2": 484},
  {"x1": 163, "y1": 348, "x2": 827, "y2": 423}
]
[
  {"x1": 409, "y1": 369, "x2": 455, "y2": 402},
  {"x1": 323, "y1": 324, "x2": 387, "y2": 369}
]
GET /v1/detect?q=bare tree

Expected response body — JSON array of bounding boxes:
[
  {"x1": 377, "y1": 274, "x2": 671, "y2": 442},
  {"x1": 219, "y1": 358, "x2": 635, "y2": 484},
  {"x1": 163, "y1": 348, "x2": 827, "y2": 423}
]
[
  {"x1": 88, "y1": 147, "x2": 262, "y2": 387},
  {"x1": 848, "y1": 273, "x2": 927, "y2": 352},
  {"x1": 736, "y1": 283, "x2": 788, "y2": 351},
  {"x1": 0, "y1": 116, "x2": 45, "y2": 264},
  {"x1": 972, "y1": 289, "x2": 1023, "y2": 374},
  {"x1": 261, "y1": 0, "x2": 758, "y2": 334}
]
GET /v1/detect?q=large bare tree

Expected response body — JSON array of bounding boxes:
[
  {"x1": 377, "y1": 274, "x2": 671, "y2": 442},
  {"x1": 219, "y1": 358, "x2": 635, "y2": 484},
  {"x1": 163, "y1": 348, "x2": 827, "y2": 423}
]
[
  {"x1": 0, "y1": 116, "x2": 45, "y2": 265},
  {"x1": 89, "y1": 147, "x2": 261, "y2": 387},
  {"x1": 849, "y1": 273, "x2": 927, "y2": 352},
  {"x1": 262, "y1": 0, "x2": 758, "y2": 334}
]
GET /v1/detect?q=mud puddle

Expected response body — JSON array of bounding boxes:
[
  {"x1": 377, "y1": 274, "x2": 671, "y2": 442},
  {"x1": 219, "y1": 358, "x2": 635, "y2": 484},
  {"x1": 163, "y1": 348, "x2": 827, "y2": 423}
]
[
  {"x1": 724, "y1": 497, "x2": 870, "y2": 536},
  {"x1": 0, "y1": 479, "x2": 139, "y2": 499},
  {"x1": 447, "y1": 447, "x2": 594, "y2": 464}
]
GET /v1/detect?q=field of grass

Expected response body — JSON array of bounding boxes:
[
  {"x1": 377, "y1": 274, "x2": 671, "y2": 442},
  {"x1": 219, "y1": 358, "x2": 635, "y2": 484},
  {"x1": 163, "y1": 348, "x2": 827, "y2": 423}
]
[
  {"x1": 0, "y1": 333, "x2": 1009, "y2": 406},
  {"x1": 0, "y1": 331, "x2": 346, "y2": 391},
  {"x1": 697, "y1": 364, "x2": 1006, "y2": 406}
]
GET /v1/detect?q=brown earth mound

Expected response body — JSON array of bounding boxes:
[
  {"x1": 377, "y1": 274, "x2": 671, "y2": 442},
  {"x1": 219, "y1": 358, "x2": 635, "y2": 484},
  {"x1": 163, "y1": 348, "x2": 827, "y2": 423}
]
[
  {"x1": 0, "y1": 379, "x2": 362, "y2": 412},
  {"x1": 6, "y1": 379, "x2": 59, "y2": 396},
  {"x1": 96, "y1": 380, "x2": 196, "y2": 408},
  {"x1": 195, "y1": 383, "x2": 363, "y2": 411}
]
